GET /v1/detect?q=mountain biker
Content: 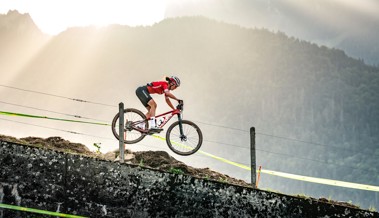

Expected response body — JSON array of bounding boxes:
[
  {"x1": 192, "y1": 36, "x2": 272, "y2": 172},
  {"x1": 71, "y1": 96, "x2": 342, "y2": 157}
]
[{"x1": 135, "y1": 76, "x2": 182, "y2": 132}]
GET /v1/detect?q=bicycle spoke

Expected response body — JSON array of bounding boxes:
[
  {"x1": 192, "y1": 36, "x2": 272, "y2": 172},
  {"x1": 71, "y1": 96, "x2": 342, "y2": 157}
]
[
  {"x1": 111, "y1": 108, "x2": 147, "y2": 144},
  {"x1": 166, "y1": 120, "x2": 202, "y2": 155}
]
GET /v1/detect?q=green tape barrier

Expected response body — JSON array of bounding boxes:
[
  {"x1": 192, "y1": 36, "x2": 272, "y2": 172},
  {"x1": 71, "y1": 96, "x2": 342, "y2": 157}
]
[
  {"x1": 0, "y1": 203, "x2": 88, "y2": 218},
  {"x1": 152, "y1": 135, "x2": 379, "y2": 192},
  {"x1": 0, "y1": 110, "x2": 110, "y2": 126}
]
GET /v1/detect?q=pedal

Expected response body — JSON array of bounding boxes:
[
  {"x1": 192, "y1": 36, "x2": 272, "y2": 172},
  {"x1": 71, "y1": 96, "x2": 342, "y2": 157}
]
[{"x1": 147, "y1": 128, "x2": 163, "y2": 135}]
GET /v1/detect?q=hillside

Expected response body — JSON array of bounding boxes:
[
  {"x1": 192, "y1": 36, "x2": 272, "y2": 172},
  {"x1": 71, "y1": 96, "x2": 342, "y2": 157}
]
[
  {"x1": 0, "y1": 134, "x2": 252, "y2": 188},
  {"x1": 1, "y1": 11, "x2": 379, "y2": 209},
  {"x1": 0, "y1": 133, "x2": 368, "y2": 211},
  {"x1": 3, "y1": 136, "x2": 379, "y2": 217}
]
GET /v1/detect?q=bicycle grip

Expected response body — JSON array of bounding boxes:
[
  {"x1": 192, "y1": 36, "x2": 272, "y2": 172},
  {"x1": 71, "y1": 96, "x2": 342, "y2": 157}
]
[{"x1": 177, "y1": 101, "x2": 184, "y2": 110}]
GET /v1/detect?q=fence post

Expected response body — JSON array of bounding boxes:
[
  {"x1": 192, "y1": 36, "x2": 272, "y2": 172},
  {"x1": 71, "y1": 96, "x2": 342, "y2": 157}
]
[
  {"x1": 119, "y1": 102, "x2": 125, "y2": 163},
  {"x1": 250, "y1": 127, "x2": 256, "y2": 187}
]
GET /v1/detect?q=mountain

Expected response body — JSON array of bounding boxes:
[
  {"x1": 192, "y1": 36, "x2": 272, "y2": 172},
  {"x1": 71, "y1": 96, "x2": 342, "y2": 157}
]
[
  {"x1": 1, "y1": 11, "x2": 379, "y2": 209},
  {"x1": 0, "y1": 10, "x2": 41, "y2": 35},
  {"x1": 165, "y1": 0, "x2": 379, "y2": 66},
  {"x1": 0, "y1": 10, "x2": 48, "y2": 76}
]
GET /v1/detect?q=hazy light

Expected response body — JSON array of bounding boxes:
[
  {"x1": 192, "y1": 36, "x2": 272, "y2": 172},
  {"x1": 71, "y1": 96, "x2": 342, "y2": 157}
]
[
  {"x1": 333, "y1": 0, "x2": 379, "y2": 20},
  {"x1": 0, "y1": 0, "x2": 167, "y2": 35}
]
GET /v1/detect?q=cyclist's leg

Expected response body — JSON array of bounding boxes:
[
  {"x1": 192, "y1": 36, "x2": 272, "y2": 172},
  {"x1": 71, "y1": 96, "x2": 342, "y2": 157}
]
[
  {"x1": 135, "y1": 86, "x2": 160, "y2": 130},
  {"x1": 147, "y1": 99, "x2": 161, "y2": 129},
  {"x1": 136, "y1": 86, "x2": 152, "y2": 112},
  {"x1": 136, "y1": 86, "x2": 153, "y2": 125},
  {"x1": 144, "y1": 106, "x2": 151, "y2": 119},
  {"x1": 146, "y1": 99, "x2": 157, "y2": 118}
]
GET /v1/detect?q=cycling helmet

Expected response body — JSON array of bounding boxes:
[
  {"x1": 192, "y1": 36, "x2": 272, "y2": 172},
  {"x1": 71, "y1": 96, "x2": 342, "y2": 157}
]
[{"x1": 169, "y1": 76, "x2": 181, "y2": 87}]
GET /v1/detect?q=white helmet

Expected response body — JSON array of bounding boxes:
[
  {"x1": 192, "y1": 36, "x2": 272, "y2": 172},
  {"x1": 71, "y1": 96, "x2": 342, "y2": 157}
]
[{"x1": 169, "y1": 76, "x2": 181, "y2": 87}]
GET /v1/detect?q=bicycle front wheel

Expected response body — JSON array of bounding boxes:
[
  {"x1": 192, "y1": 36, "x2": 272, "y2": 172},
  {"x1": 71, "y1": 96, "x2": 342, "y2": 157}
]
[
  {"x1": 111, "y1": 108, "x2": 148, "y2": 144},
  {"x1": 166, "y1": 120, "x2": 203, "y2": 156}
]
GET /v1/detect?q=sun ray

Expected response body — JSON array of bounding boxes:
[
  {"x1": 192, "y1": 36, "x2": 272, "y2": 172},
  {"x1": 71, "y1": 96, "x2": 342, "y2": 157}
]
[{"x1": 1, "y1": 0, "x2": 167, "y2": 35}]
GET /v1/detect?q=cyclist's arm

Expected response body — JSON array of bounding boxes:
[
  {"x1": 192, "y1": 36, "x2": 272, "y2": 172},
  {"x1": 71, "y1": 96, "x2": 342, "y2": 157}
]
[
  {"x1": 164, "y1": 92, "x2": 180, "y2": 110},
  {"x1": 165, "y1": 97, "x2": 175, "y2": 110}
]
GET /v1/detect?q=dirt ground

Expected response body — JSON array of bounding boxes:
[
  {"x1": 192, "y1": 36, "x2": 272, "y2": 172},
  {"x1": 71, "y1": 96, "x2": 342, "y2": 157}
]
[
  {"x1": 0, "y1": 134, "x2": 361, "y2": 209},
  {"x1": 0, "y1": 134, "x2": 252, "y2": 188}
]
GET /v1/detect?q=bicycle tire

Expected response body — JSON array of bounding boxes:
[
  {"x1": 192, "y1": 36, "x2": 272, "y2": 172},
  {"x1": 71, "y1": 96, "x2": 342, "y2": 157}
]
[
  {"x1": 111, "y1": 108, "x2": 148, "y2": 144},
  {"x1": 166, "y1": 120, "x2": 203, "y2": 156}
]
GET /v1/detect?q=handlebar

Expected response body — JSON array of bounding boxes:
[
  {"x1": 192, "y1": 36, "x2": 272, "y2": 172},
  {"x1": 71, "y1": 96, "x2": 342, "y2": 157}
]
[{"x1": 177, "y1": 100, "x2": 184, "y2": 110}]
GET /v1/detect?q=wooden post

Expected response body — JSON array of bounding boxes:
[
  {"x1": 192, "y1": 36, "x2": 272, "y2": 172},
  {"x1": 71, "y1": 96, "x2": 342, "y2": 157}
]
[
  {"x1": 119, "y1": 102, "x2": 125, "y2": 163},
  {"x1": 250, "y1": 127, "x2": 256, "y2": 187}
]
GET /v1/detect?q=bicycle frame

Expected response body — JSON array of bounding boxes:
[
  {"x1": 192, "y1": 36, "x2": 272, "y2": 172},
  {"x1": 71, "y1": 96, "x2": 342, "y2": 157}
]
[
  {"x1": 132, "y1": 109, "x2": 182, "y2": 134},
  {"x1": 156, "y1": 109, "x2": 182, "y2": 128}
]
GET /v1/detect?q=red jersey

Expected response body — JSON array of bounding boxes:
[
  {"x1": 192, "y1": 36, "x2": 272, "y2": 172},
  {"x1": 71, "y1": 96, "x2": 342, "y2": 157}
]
[{"x1": 147, "y1": 81, "x2": 169, "y2": 95}]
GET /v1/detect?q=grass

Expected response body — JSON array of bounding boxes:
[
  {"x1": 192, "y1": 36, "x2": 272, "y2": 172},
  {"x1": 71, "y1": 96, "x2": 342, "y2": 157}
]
[
  {"x1": 169, "y1": 167, "x2": 184, "y2": 175},
  {"x1": 93, "y1": 143, "x2": 101, "y2": 154},
  {"x1": 369, "y1": 206, "x2": 377, "y2": 212}
]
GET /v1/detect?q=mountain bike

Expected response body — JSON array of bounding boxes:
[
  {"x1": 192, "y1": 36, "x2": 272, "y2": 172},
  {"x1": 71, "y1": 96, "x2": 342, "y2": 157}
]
[{"x1": 111, "y1": 101, "x2": 203, "y2": 156}]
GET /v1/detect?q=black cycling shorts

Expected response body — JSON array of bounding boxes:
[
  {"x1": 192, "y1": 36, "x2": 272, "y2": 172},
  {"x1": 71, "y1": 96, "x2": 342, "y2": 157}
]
[{"x1": 136, "y1": 86, "x2": 152, "y2": 107}]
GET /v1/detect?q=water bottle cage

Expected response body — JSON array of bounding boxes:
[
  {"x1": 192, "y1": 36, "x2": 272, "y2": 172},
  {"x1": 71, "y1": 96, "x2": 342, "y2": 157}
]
[{"x1": 157, "y1": 118, "x2": 165, "y2": 126}]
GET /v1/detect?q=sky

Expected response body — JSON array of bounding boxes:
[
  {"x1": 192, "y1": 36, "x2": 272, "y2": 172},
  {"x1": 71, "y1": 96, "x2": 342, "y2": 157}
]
[
  {"x1": 1, "y1": 0, "x2": 379, "y2": 50},
  {"x1": 0, "y1": 0, "x2": 167, "y2": 35}
]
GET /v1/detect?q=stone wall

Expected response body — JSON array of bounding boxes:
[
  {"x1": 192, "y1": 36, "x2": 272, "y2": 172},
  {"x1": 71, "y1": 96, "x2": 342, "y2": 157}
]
[{"x1": 0, "y1": 141, "x2": 377, "y2": 218}]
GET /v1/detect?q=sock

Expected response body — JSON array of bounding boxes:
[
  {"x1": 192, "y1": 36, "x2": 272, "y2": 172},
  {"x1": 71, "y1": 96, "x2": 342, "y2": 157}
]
[{"x1": 149, "y1": 117, "x2": 156, "y2": 128}]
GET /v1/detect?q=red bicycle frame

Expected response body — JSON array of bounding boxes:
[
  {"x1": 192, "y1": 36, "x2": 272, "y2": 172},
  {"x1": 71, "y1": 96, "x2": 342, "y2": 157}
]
[
  {"x1": 132, "y1": 108, "x2": 182, "y2": 134},
  {"x1": 155, "y1": 109, "x2": 181, "y2": 128}
]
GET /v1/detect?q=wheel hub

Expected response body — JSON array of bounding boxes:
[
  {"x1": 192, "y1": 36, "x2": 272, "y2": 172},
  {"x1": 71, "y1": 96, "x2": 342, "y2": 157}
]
[
  {"x1": 180, "y1": 135, "x2": 187, "y2": 142},
  {"x1": 125, "y1": 121, "x2": 134, "y2": 131}
]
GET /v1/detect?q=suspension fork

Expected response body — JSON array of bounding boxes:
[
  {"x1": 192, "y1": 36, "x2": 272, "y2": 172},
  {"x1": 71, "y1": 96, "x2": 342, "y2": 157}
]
[{"x1": 177, "y1": 113, "x2": 186, "y2": 140}]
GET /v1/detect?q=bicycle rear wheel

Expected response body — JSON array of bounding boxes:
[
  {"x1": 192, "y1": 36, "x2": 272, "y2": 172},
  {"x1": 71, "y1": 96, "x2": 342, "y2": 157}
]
[
  {"x1": 111, "y1": 108, "x2": 148, "y2": 144},
  {"x1": 166, "y1": 120, "x2": 203, "y2": 156}
]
